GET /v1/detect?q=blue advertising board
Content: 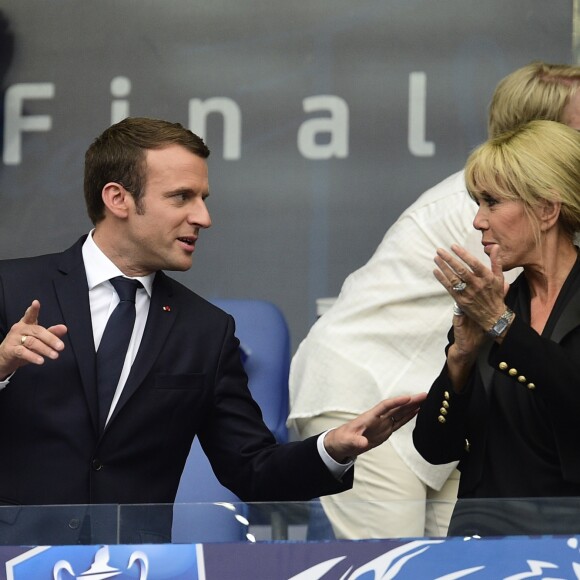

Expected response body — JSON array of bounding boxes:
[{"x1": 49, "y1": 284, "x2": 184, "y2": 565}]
[{"x1": 3, "y1": 536, "x2": 580, "y2": 579}]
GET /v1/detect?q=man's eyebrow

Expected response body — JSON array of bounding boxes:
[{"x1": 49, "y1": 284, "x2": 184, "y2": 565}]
[{"x1": 165, "y1": 187, "x2": 206, "y2": 196}]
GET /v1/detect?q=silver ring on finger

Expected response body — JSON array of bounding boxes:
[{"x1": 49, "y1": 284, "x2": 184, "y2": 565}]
[
  {"x1": 452, "y1": 280, "x2": 467, "y2": 292},
  {"x1": 453, "y1": 302, "x2": 465, "y2": 316},
  {"x1": 21, "y1": 335, "x2": 28, "y2": 346},
  {"x1": 391, "y1": 416, "x2": 398, "y2": 425}
]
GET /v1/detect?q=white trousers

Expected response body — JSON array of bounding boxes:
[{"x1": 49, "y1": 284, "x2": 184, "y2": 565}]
[{"x1": 294, "y1": 411, "x2": 460, "y2": 539}]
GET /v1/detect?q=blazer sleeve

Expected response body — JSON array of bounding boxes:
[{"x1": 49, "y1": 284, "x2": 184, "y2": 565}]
[
  {"x1": 197, "y1": 314, "x2": 352, "y2": 502},
  {"x1": 412, "y1": 352, "x2": 476, "y2": 466}
]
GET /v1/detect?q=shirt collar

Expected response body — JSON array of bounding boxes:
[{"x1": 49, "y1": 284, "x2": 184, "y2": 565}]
[{"x1": 82, "y1": 230, "x2": 155, "y2": 297}]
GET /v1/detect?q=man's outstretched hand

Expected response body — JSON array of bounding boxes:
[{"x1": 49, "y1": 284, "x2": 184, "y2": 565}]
[{"x1": 323, "y1": 393, "x2": 427, "y2": 463}]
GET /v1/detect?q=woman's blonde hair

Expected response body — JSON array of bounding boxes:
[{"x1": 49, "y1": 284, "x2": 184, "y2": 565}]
[
  {"x1": 488, "y1": 61, "x2": 580, "y2": 137},
  {"x1": 465, "y1": 120, "x2": 580, "y2": 243}
]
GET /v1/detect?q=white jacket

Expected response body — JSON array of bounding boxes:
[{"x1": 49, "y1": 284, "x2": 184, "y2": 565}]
[{"x1": 289, "y1": 170, "x2": 496, "y2": 489}]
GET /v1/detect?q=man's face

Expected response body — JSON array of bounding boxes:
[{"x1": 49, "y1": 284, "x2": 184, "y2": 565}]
[
  {"x1": 562, "y1": 89, "x2": 580, "y2": 130},
  {"x1": 124, "y1": 145, "x2": 211, "y2": 275}
]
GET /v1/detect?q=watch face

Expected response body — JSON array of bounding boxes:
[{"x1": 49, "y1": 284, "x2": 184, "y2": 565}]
[
  {"x1": 488, "y1": 308, "x2": 514, "y2": 337},
  {"x1": 494, "y1": 318, "x2": 509, "y2": 335}
]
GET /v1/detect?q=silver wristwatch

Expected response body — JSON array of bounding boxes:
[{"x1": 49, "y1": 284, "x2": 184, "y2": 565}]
[{"x1": 486, "y1": 308, "x2": 515, "y2": 338}]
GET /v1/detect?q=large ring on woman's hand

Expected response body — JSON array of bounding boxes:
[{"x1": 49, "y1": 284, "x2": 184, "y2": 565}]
[
  {"x1": 453, "y1": 302, "x2": 464, "y2": 316},
  {"x1": 452, "y1": 280, "x2": 467, "y2": 292},
  {"x1": 20, "y1": 335, "x2": 28, "y2": 346}
]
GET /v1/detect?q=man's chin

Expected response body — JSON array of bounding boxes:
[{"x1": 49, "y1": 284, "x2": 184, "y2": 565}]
[{"x1": 165, "y1": 258, "x2": 194, "y2": 272}]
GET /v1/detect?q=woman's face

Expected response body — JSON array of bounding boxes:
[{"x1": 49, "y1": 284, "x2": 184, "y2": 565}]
[{"x1": 472, "y1": 191, "x2": 539, "y2": 270}]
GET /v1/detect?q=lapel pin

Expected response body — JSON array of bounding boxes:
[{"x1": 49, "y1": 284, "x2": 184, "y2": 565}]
[{"x1": 162, "y1": 305, "x2": 171, "y2": 312}]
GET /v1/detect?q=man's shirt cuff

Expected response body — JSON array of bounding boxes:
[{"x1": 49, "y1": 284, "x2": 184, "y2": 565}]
[{"x1": 317, "y1": 429, "x2": 355, "y2": 479}]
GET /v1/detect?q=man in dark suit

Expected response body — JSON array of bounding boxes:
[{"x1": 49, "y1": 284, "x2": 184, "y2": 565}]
[{"x1": 0, "y1": 117, "x2": 425, "y2": 544}]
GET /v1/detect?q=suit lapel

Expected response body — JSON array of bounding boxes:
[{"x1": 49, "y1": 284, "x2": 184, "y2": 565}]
[
  {"x1": 551, "y1": 286, "x2": 580, "y2": 343},
  {"x1": 107, "y1": 272, "x2": 178, "y2": 424},
  {"x1": 54, "y1": 237, "x2": 99, "y2": 433},
  {"x1": 477, "y1": 338, "x2": 495, "y2": 398}
]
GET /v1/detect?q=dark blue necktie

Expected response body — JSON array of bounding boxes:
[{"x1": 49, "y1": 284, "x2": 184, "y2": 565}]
[{"x1": 97, "y1": 276, "x2": 142, "y2": 431}]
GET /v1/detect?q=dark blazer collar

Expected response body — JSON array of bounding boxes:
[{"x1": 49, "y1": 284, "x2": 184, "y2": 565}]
[
  {"x1": 508, "y1": 253, "x2": 580, "y2": 344},
  {"x1": 56, "y1": 235, "x2": 89, "y2": 275},
  {"x1": 551, "y1": 279, "x2": 580, "y2": 343}
]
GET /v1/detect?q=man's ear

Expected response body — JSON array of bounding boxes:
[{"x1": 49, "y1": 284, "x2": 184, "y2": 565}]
[
  {"x1": 538, "y1": 198, "x2": 561, "y2": 231},
  {"x1": 102, "y1": 182, "x2": 132, "y2": 218}
]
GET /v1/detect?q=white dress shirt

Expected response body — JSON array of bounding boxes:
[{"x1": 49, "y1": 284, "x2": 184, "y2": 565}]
[{"x1": 82, "y1": 231, "x2": 155, "y2": 425}]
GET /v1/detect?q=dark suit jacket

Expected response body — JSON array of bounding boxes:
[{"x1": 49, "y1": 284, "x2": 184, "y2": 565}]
[
  {"x1": 0, "y1": 237, "x2": 351, "y2": 543},
  {"x1": 413, "y1": 268, "x2": 580, "y2": 499}
]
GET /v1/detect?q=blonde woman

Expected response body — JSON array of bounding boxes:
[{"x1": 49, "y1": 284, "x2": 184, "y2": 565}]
[{"x1": 413, "y1": 120, "x2": 580, "y2": 536}]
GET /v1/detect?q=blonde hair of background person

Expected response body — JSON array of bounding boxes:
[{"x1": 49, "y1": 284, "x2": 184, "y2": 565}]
[
  {"x1": 489, "y1": 61, "x2": 580, "y2": 136},
  {"x1": 288, "y1": 61, "x2": 580, "y2": 541}
]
